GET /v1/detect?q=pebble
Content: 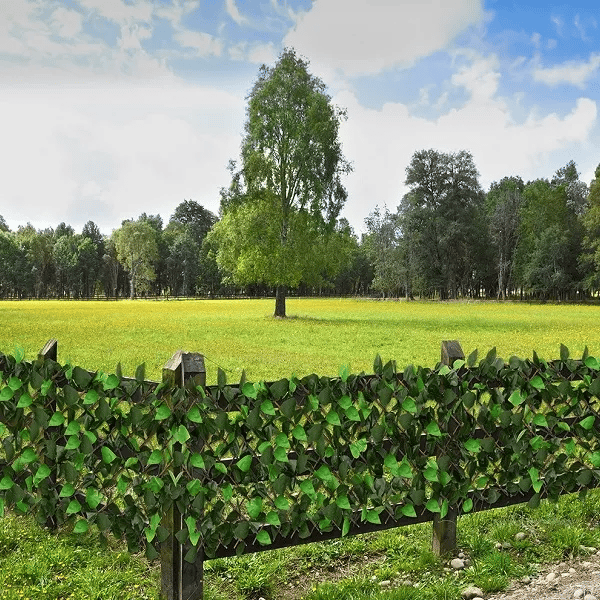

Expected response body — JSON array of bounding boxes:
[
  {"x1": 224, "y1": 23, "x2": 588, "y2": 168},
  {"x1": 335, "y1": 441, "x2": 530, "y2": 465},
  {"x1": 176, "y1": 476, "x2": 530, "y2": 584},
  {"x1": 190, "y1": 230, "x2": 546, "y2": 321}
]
[
  {"x1": 461, "y1": 585, "x2": 485, "y2": 599},
  {"x1": 451, "y1": 558, "x2": 466, "y2": 570},
  {"x1": 514, "y1": 532, "x2": 527, "y2": 541},
  {"x1": 546, "y1": 572, "x2": 558, "y2": 582},
  {"x1": 379, "y1": 580, "x2": 391, "y2": 588}
]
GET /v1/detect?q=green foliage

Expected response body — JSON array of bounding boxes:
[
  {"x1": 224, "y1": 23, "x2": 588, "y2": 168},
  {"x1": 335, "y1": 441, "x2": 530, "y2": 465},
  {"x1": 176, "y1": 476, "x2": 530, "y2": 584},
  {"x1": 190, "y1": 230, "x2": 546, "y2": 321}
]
[{"x1": 1, "y1": 343, "x2": 600, "y2": 570}]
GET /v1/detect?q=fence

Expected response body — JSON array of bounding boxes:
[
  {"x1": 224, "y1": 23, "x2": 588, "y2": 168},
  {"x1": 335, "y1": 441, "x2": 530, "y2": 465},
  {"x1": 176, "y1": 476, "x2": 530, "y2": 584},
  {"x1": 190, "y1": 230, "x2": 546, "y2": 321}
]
[{"x1": 1, "y1": 340, "x2": 600, "y2": 600}]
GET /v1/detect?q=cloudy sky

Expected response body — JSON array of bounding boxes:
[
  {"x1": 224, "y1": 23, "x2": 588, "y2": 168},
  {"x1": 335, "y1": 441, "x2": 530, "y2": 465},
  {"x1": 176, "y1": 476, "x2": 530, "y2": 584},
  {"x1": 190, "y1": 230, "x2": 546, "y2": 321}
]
[{"x1": 1, "y1": 0, "x2": 598, "y2": 236}]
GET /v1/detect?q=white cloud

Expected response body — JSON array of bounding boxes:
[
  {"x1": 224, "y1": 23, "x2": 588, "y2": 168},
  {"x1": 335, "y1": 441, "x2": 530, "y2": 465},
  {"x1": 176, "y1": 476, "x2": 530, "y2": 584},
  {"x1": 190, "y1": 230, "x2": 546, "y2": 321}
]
[
  {"x1": 0, "y1": 81, "x2": 245, "y2": 233},
  {"x1": 248, "y1": 42, "x2": 277, "y2": 64},
  {"x1": 334, "y1": 52, "x2": 598, "y2": 233},
  {"x1": 78, "y1": 0, "x2": 154, "y2": 25},
  {"x1": 173, "y1": 29, "x2": 223, "y2": 57},
  {"x1": 284, "y1": 0, "x2": 484, "y2": 77},
  {"x1": 225, "y1": 0, "x2": 248, "y2": 26},
  {"x1": 51, "y1": 7, "x2": 83, "y2": 39},
  {"x1": 533, "y1": 53, "x2": 600, "y2": 88}
]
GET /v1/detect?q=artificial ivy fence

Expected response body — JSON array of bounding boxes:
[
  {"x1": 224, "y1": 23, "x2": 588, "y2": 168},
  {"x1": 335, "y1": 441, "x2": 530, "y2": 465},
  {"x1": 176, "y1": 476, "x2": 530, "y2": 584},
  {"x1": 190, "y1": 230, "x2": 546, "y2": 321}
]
[{"x1": 1, "y1": 340, "x2": 600, "y2": 600}]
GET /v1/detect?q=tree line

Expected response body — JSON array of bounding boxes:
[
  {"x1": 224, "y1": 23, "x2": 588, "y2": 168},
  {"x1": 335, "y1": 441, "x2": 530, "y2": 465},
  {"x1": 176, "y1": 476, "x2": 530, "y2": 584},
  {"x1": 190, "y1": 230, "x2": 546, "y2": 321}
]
[{"x1": 1, "y1": 48, "x2": 599, "y2": 306}]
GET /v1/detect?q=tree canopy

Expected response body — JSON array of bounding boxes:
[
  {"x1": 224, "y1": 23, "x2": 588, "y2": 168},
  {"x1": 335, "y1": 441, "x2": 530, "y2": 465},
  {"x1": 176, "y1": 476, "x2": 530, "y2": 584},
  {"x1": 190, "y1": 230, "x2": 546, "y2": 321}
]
[{"x1": 210, "y1": 48, "x2": 352, "y2": 316}]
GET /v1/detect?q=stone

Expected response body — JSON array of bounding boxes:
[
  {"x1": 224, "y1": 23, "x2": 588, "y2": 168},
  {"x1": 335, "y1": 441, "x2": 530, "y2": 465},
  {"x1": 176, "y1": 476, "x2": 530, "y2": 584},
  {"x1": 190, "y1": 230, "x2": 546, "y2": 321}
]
[
  {"x1": 584, "y1": 595, "x2": 598, "y2": 600},
  {"x1": 461, "y1": 586, "x2": 485, "y2": 599},
  {"x1": 379, "y1": 580, "x2": 391, "y2": 588},
  {"x1": 546, "y1": 572, "x2": 557, "y2": 582},
  {"x1": 521, "y1": 576, "x2": 532, "y2": 584},
  {"x1": 573, "y1": 590, "x2": 584, "y2": 599},
  {"x1": 451, "y1": 558, "x2": 465, "y2": 570},
  {"x1": 515, "y1": 532, "x2": 527, "y2": 541}
]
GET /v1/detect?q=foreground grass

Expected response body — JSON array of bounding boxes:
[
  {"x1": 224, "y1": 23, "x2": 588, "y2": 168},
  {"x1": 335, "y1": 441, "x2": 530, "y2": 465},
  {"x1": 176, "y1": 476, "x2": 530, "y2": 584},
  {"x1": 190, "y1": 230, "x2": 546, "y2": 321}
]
[
  {"x1": 0, "y1": 298, "x2": 599, "y2": 383},
  {"x1": 3, "y1": 490, "x2": 600, "y2": 600},
  {"x1": 2, "y1": 298, "x2": 600, "y2": 598}
]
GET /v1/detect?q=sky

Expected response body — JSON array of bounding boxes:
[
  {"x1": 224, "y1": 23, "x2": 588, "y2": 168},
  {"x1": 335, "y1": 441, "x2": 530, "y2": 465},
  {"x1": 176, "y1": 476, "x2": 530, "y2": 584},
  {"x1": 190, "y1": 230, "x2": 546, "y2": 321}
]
[{"x1": 0, "y1": 0, "x2": 599, "y2": 236}]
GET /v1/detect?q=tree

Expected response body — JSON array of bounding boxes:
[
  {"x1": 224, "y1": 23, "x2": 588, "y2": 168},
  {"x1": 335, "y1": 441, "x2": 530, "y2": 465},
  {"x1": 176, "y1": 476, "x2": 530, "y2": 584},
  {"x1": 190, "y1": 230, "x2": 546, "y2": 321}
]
[
  {"x1": 169, "y1": 200, "x2": 217, "y2": 245},
  {"x1": 486, "y1": 176, "x2": 524, "y2": 299},
  {"x1": 401, "y1": 149, "x2": 487, "y2": 299},
  {"x1": 581, "y1": 163, "x2": 600, "y2": 291},
  {"x1": 213, "y1": 48, "x2": 352, "y2": 317},
  {"x1": 112, "y1": 220, "x2": 159, "y2": 299}
]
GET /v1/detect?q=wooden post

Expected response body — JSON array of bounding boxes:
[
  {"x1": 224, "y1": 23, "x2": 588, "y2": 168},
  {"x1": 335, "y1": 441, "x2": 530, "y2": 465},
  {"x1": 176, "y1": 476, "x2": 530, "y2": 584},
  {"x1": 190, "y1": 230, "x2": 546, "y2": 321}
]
[
  {"x1": 161, "y1": 350, "x2": 206, "y2": 600},
  {"x1": 38, "y1": 339, "x2": 58, "y2": 362},
  {"x1": 431, "y1": 340, "x2": 464, "y2": 556}
]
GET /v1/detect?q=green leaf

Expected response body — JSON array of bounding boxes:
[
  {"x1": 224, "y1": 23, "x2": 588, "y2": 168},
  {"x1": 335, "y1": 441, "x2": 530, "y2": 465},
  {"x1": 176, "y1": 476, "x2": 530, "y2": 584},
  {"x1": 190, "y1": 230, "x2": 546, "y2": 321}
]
[
  {"x1": 59, "y1": 483, "x2": 75, "y2": 497},
  {"x1": 8, "y1": 376, "x2": 22, "y2": 391},
  {"x1": 16, "y1": 393, "x2": 33, "y2": 409},
  {"x1": 589, "y1": 452, "x2": 600, "y2": 468},
  {"x1": 532, "y1": 414, "x2": 548, "y2": 428},
  {"x1": 315, "y1": 465, "x2": 333, "y2": 482},
  {"x1": 274, "y1": 495, "x2": 289, "y2": 510},
  {"x1": 190, "y1": 453, "x2": 205, "y2": 469},
  {"x1": 424, "y1": 467, "x2": 438, "y2": 483},
  {"x1": 154, "y1": 404, "x2": 172, "y2": 421},
  {"x1": 530, "y1": 375, "x2": 545, "y2": 390},
  {"x1": 65, "y1": 421, "x2": 80, "y2": 436},
  {"x1": 86, "y1": 487, "x2": 102, "y2": 509},
  {"x1": 0, "y1": 387, "x2": 14, "y2": 402},
  {"x1": 426, "y1": 499, "x2": 441, "y2": 513},
  {"x1": 66, "y1": 499, "x2": 81, "y2": 515},
  {"x1": 236, "y1": 455, "x2": 253, "y2": 472},
  {"x1": 83, "y1": 389, "x2": 98, "y2": 405},
  {"x1": 266, "y1": 511, "x2": 281, "y2": 526},
  {"x1": 585, "y1": 356, "x2": 600, "y2": 370},
  {"x1": 275, "y1": 433, "x2": 290, "y2": 448},
  {"x1": 274, "y1": 447, "x2": 289, "y2": 462},
  {"x1": 256, "y1": 530, "x2": 271, "y2": 546},
  {"x1": 186, "y1": 406, "x2": 203, "y2": 423},
  {"x1": 260, "y1": 400, "x2": 276, "y2": 416},
  {"x1": 464, "y1": 439, "x2": 481, "y2": 453},
  {"x1": 246, "y1": 497, "x2": 263, "y2": 520},
  {"x1": 401, "y1": 504, "x2": 417, "y2": 518},
  {"x1": 221, "y1": 483, "x2": 233, "y2": 502},
  {"x1": 326, "y1": 410, "x2": 341, "y2": 427},
  {"x1": 342, "y1": 517, "x2": 350, "y2": 536},
  {"x1": 101, "y1": 447, "x2": 117, "y2": 464},
  {"x1": 147, "y1": 450, "x2": 163, "y2": 466},
  {"x1": 173, "y1": 425, "x2": 191, "y2": 444},
  {"x1": 103, "y1": 374, "x2": 120, "y2": 391},
  {"x1": 365, "y1": 510, "x2": 381, "y2": 524},
  {"x1": 397, "y1": 460, "x2": 412, "y2": 479},
  {"x1": 426, "y1": 422, "x2": 442, "y2": 437},
  {"x1": 580, "y1": 416, "x2": 595, "y2": 431},
  {"x1": 242, "y1": 382, "x2": 257, "y2": 399},
  {"x1": 336, "y1": 495, "x2": 351, "y2": 510},
  {"x1": 65, "y1": 436, "x2": 80, "y2": 450},
  {"x1": 402, "y1": 397, "x2": 417, "y2": 413},
  {"x1": 345, "y1": 406, "x2": 361, "y2": 421},
  {"x1": 0, "y1": 476, "x2": 14, "y2": 490},
  {"x1": 462, "y1": 498, "x2": 473, "y2": 513},
  {"x1": 350, "y1": 438, "x2": 367, "y2": 458},
  {"x1": 292, "y1": 425, "x2": 307, "y2": 441},
  {"x1": 509, "y1": 390, "x2": 525, "y2": 406},
  {"x1": 299, "y1": 480, "x2": 316, "y2": 498},
  {"x1": 48, "y1": 412, "x2": 65, "y2": 427},
  {"x1": 74, "y1": 519, "x2": 88, "y2": 534},
  {"x1": 21, "y1": 448, "x2": 37, "y2": 464},
  {"x1": 186, "y1": 480, "x2": 202, "y2": 496}
]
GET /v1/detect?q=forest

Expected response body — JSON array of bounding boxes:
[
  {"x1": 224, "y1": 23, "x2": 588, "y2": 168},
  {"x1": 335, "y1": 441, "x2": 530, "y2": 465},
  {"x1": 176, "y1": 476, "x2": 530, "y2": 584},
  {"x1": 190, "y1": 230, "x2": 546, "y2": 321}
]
[{"x1": 0, "y1": 152, "x2": 599, "y2": 303}]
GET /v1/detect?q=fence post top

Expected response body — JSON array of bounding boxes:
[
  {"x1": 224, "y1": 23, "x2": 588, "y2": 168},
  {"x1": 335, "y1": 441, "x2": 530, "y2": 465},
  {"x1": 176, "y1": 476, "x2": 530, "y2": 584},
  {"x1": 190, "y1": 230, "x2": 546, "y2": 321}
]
[
  {"x1": 441, "y1": 340, "x2": 464, "y2": 366},
  {"x1": 39, "y1": 339, "x2": 58, "y2": 361},
  {"x1": 163, "y1": 350, "x2": 206, "y2": 387}
]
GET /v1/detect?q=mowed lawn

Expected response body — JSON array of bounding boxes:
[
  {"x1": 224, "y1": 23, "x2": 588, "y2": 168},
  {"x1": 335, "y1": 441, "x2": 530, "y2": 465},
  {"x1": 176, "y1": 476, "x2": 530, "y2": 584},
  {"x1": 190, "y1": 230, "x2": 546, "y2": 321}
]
[{"x1": 0, "y1": 298, "x2": 599, "y2": 384}]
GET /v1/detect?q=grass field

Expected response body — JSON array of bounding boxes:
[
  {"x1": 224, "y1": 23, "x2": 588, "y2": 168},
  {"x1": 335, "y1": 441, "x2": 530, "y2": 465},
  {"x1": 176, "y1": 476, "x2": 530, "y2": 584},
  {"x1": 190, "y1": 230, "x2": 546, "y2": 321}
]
[
  {"x1": 1, "y1": 298, "x2": 599, "y2": 383},
  {"x1": 2, "y1": 297, "x2": 600, "y2": 599}
]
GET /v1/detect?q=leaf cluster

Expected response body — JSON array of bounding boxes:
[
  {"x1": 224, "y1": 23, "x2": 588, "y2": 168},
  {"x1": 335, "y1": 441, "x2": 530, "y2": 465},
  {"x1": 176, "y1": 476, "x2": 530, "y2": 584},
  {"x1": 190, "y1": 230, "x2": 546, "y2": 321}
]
[{"x1": 0, "y1": 345, "x2": 599, "y2": 565}]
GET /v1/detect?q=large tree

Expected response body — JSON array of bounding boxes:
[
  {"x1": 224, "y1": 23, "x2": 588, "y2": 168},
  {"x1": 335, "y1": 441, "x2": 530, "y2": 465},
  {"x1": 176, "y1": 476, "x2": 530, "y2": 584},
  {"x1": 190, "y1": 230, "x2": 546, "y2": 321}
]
[
  {"x1": 581, "y1": 163, "x2": 600, "y2": 291},
  {"x1": 400, "y1": 149, "x2": 488, "y2": 299},
  {"x1": 212, "y1": 48, "x2": 352, "y2": 317},
  {"x1": 112, "y1": 219, "x2": 158, "y2": 299}
]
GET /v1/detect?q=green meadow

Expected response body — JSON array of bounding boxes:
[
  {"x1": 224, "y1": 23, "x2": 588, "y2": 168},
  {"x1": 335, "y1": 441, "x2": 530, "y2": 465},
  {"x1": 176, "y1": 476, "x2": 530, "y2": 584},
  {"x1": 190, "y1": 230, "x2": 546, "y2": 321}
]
[{"x1": 1, "y1": 298, "x2": 599, "y2": 383}]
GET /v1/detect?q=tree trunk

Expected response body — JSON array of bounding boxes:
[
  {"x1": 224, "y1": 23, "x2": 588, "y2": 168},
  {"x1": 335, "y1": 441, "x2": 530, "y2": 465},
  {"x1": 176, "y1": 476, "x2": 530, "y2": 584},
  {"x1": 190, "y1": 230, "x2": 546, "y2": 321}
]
[{"x1": 274, "y1": 285, "x2": 286, "y2": 317}]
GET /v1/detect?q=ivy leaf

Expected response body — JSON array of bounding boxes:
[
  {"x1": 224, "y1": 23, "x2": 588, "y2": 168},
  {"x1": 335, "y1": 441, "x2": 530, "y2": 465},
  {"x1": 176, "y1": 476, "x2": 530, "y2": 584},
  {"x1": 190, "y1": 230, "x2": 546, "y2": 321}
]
[
  {"x1": 16, "y1": 393, "x2": 33, "y2": 409},
  {"x1": 326, "y1": 410, "x2": 341, "y2": 427},
  {"x1": 48, "y1": 412, "x2": 65, "y2": 427},
  {"x1": 186, "y1": 406, "x2": 203, "y2": 423},
  {"x1": 426, "y1": 499, "x2": 441, "y2": 513},
  {"x1": 103, "y1": 374, "x2": 120, "y2": 391},
  {"x1": 350, "y1": 438, "x2": 367, "y2": 458},
  {"x1": 147, "y1": 450, "x2": 163, "y2": 466},
  {"x1": 397, "y1": 460, "x2": 412, "y2": 479},
  {"x1": 8, "y1": 376, "x2": 22, "y2": 391},
  {"x1": 101, "y1": 447, "x2": 117, "y2": 464},
  {"x1": 236, "y1": 455, "x2": 253, "y2": 473},
  {"x1": 365, "y1": 510, "x2": 381, "y2": 524},
  {"x1": 532, "y1": 414, "x2": 548, "y2": 428},
  {"x1": 401, "y1": 504, "x2": 417, "y2": 518},
  {"x1": 339, "y1": 364, "x2": 350, "y2": 382},
  {"x1": 292, "y1": 425, "x2": 307, "y2": 442},
  {"x1": 83, "y1": 389, "x2": 98, "y2": 405},
  {"x1": 0, "y1": 476, "x2": 13, "y2": 490},
  {"x1": 579, "y1": 416, "x2": 595, "y2": 431},
  {"x1": 66, "y1": 499, "x2": 82, "y2": 514},
  {"x1": 585, "y1": 356, "x2": 600, "y2": 370},
  {"x1": 274, "y1": 496, "x2": 289, "y2": 511},
  {"x1": 73, "y1": 519, "x2": 88, "y2": 534},
  {"x1": 462, "y1": 498, "x2": 473, "y2": 513},
  {"x1": 336, "y1": 495, "x2": 351, "y2": 510},
  {"x1": 256, "y1": 530, "x2": 271, "y2": 546},
  {"x1": 464, "y1": 439, "x2": 480, "y2": 453},
  {"x1": 246, "y1": 497, "x2": 263, "y2": 520},
  {"x1": 260, "y1": 400, "x2": 276, "y2": 416},
  {"x1": 190, "y1": 453, "x2": 205, "y2": 469},
  {"x1": 342, "y1": 517, "x2": 350, "y2": 537},
  {"x1": 86, "y1": 488, "x2": 102, "y2": 509},
  {"x1": 242, "y1": 382, "x2": 257, "y2": 399},
  {"x1": 59, "y1": 483, "x2": 74, "y2": 497},
  {"x1": 509, "y1": 390, "x2": 525, "y2": 406},
  {"x1": 21, "y1": 448, "x2": 37, "y2": 464},
  {"x1": 530, "y1": 376, "x2": 545, "y2": 390},
  {"x1": 154, "y1": 404, "x2": 172, "y2": 421},
  {"x1": 426, "y1": 422, "x2": 442, "y2": 437},
  {"x1": 173, "y1": 425, "x2": 190, "y2": 444},
  {"x1": 402, "y1": 397, "x2": 417, "y2": 413},
  {"x1": 266, "y1": 511, "x2": 281, "y2": 526}
]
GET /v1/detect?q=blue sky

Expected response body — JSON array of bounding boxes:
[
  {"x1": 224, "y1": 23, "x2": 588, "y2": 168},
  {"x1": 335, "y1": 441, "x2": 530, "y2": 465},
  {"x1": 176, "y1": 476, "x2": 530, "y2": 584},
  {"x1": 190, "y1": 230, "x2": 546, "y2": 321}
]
[{"x1": 0, "y1": 0, "x2": 598, "y2": 235}]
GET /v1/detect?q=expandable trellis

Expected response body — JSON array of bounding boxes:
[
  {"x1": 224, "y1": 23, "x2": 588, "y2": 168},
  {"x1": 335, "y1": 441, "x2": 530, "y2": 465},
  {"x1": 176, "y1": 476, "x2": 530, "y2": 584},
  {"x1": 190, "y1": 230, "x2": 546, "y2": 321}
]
[{"x1": 0, "y1": 340, "x2": 600, "y2": 600}]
